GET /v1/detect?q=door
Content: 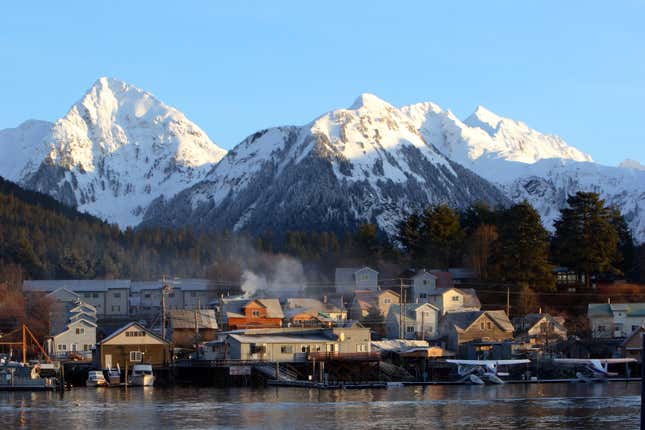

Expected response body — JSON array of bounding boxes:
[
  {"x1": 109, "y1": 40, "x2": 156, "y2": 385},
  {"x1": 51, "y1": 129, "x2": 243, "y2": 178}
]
[{"x1": 105, "y1": 354, "x2": 112, "y2": 369}]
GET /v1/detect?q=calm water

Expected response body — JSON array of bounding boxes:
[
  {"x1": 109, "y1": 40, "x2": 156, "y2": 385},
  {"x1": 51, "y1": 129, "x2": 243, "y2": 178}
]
[{"x1": 0, "y1": 383, "x2": 640, "y2": 429}]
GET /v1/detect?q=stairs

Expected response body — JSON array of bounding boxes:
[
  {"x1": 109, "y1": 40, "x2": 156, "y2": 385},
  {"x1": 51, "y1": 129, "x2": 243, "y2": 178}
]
[{"x1": 254, "y1": 363, "x2": 298, "y2": 381}]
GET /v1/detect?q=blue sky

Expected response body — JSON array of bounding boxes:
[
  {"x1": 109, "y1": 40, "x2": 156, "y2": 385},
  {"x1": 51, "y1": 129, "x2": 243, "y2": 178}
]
[{"x1": 1, "y1": 1, "x2": 643, "y2": 165}]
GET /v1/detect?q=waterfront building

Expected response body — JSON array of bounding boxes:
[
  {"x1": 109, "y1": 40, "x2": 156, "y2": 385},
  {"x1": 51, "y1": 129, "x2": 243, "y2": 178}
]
[
  {"x1": 438, "y1": 310, "x2": 515, "y2": 357},
  {"x1": 620, "y1": 326, "x2": 645, "y2": 361},
  {"x1": 201, "y1": 326, "x2": 371, "y2": 362},
  {"x1": 96, "y1": 321, "x2": 171, "y2": 369},
  {"x1": 588, "y1": 302, "x2": 645, "y2": 338},
  {"x1": 45, "y1": 288, "x2": 98, "y2": 359},
  {"x1": 168, "y1": 309, "x2": 219, "y2": 348}
]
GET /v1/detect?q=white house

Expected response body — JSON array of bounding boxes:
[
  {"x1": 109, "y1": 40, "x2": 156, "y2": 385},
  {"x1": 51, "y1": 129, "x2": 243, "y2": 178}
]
[
  {"x1": 48, "y1": 318, "x2": 97, "y2": 359},
  {"x1": 428, "y1": 287, "x2": 481, "y2": 315},
  {"x1": 385, "y1": 303, "x2": 440, "y2": 340},
  {"x1": 408, "y1": 270, "x2": 438, "y2": 303},
  {"x1": 334, "y1": 267, "x2": 379, "y2": 294},
  {"x1": 588, "y1": 302, "x2": 645, "y2": 338}
]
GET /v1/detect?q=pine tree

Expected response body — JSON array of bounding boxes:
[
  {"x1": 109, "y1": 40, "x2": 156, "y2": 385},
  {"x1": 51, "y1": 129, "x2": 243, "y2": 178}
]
[
  {"x1": 553, "y1": 192, "x2": 619, "y2": 288},
  {"x1": 421, "y1": 204, "x2": 464, "y2": 270},
  {"x1": 491, "y1": 202, "x2": 555, "y2": 291}
]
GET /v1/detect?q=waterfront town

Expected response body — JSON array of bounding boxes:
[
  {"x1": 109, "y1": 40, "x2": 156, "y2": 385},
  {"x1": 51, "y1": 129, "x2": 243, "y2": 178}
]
[{"x1": 1, "y1": 265, "x2": 643, "y2": 390}]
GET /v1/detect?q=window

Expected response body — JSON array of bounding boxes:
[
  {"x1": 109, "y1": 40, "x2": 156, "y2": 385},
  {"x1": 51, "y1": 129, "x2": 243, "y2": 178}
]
[
  {"x1": 419, "y1": 293, "x2": 427, "y2": 299},
  {"x1": 301, "y1": 345, "x2": 311, "y2": 353},
  {"x1": 383, "y1": 298, "x2": 391, "y2": 304},
  {"x1": 406, "y1": 326, "x2": 414, "y2": 333},
  {"x1": 487, "y1": 322, "x2": 492, "y2": 330},
  {"x1": 191, "y1": 292, "x2": 197, "y2": 297},
  {"x1": 281, "y1": 345, "x2": 293, "y2": 354},
  {"x1": 598, "y1": 325, "x2": 606, "y2": 332},
  {"x1": 112, "y1": 305, "x2": 121, "y2": 312},
  {"x1": 359, "y1": 274, "x2": 369, "y2": 281},
  {"x1": 92, "y1": 293, "x2": 99, "y2": 298},
  {"x1": 423, "y1": 280, "x2": 428, "y2": 285},
  {"x1": 84, "y1": 293, "x2": 91, "y2": 298},
  {"x1": 251, "y1": 310, "x2": 261, "y2": 317},
  {"x1": 129, "y1": 351, "x2": 142, "y2": 362},
  {"x1": 480, "y1": 322, "x2": 485, "y2": 330},
  {"x1": 452, "y1": 295, "x2": 460, "y2": 302},
  {"x1": 144, "y1": 293, "x2": 151, "y2": 298},
  {"x1": 113, "y1": 292, "x2": 121, "y2": 298},
  {"x1": 75, "y1": 327, "x2": 85, "y2": 335},
  {"x1": 169, "y1": 293, "x2": 175, "y2": 298},
  {"x1": 357, "y1": 344, "x2": 368, "y2": 352},
  {"x1": 125, "y1": 331, "x2": 145, "y2": 337},
  {"x1": 83, "y1": 344, "x2": 91, "y2": 351}
]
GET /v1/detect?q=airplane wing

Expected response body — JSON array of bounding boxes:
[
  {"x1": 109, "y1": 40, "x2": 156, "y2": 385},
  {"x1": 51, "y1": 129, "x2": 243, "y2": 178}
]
[
  {"x1": 554, "y1": 358, "x2": 636, "y2": 365},
  {"x1": 446, "y1": 359, "x2": 530, "y2": 365}
]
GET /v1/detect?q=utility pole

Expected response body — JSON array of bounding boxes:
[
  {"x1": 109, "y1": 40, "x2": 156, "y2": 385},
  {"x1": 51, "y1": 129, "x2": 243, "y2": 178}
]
[
  {"x1": 399, "y1": 279, "x2": 404, "y2": 339},
  {"x1": 161, "y1": 275, "x2": 172, "y2": 341},
  {"x1": 506, "y1": 287, "x2": 510, "y2": 316}
]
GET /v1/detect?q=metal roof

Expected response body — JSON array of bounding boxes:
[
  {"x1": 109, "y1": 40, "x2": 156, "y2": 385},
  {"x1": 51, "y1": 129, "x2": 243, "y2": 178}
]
[
  {"x1": 169, "y1": 309, "x2": 218, "y2": 330},
  {"x1": 24, "y1": 279, "x2": 131, "y2": 292},
  {"x1": 228, "y1": 333, "x2": 333, "y2": 344}
]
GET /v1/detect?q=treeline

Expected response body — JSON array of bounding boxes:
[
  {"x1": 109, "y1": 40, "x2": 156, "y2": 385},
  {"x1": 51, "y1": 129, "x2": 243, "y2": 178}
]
[
  {"x1": 0, "y1": 175, "x2": 643, "y2": 293},
  {"x1": 397, "y1": 193, "x2": 639, "y2": 291}
]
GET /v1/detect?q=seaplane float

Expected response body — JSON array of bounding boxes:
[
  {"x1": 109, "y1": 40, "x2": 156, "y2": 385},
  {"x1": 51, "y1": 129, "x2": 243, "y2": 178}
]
[
  {"x1": 446, "y1": 359, "x2": 531, "y2": 385},
  {"x1": 552, "y1": 358, "x2": 636, "y2": 382}
]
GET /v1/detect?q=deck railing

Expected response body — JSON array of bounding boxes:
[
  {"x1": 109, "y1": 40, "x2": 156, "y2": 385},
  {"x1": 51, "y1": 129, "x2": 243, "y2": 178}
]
[{"x1": 307, "y1": 351, "x2": 381, "y2": 361}]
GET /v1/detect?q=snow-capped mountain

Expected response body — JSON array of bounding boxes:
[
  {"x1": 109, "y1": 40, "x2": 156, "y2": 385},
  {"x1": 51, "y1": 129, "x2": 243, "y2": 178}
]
[
  {"x1": 399, "y1": 102, "x2": 645, "y2": 242},
  {"x1": 619, "y1": 159, "x2": 645, "y2": 171},
  {"x1": 141, "y1": 93, "x2": 509, "y2": 234},
  {"x1": 0, "y1": 77, "x2": 226, "y2": 226}
]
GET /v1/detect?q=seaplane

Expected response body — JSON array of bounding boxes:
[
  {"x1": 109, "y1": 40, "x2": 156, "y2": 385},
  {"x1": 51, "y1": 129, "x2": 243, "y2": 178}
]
[
  {"x1": 553, "y1": 358, "x2": 636, "y2": 382},
  {"x1": 446, "y1": 359, "x2": 530, "y2": 385}
]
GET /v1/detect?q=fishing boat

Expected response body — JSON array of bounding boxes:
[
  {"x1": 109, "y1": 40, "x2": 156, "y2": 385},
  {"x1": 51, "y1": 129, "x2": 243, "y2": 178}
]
[
  {"x1": 128, "y1": 364, "x2": 154, "y2": 386},
  {"x1": 0, "y1": 362, "x2": 56, "y2": 391},
  {"x1": 86, "y1": 370, "x2": 108, "y2": 387}
]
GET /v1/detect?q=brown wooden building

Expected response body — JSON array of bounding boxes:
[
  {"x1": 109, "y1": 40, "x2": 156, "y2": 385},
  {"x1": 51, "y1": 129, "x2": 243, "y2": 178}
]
[
  {"x1": 439, "y1": 310, "x2": 515, "y2": 355},
  {"x1": 168, "y1": 309, "x2": 218, "y2": 348},
  {"x1": 96, "y1": 321, "x2": 171, "y2": 369}
]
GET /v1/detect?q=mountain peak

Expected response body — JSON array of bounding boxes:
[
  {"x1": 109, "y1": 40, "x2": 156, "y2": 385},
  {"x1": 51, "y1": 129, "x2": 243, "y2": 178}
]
[
  {"x1": 349, "y1": 93, "x2": 392, "y2": 110},
  {"x1": 619, "y1": 158, "x2": 645, "y2": 170},
  {"x1": 464, "y1": 105, "x2": 504, "y2": 136}
]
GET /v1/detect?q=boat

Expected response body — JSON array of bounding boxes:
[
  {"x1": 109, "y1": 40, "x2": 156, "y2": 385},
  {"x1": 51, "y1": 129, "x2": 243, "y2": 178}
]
[
  {"x1": 128, "y1": 364, "x2": 154, "y2": 386},
  {"x1": 86, "y1": 370, "x2": 108, "y2": 387},
  {"x1": 0, "y1": 362, "x2": 57, "y2": 391},
  {"x1": 104, "y1": 366, "x2": 121, "y2": 386}
]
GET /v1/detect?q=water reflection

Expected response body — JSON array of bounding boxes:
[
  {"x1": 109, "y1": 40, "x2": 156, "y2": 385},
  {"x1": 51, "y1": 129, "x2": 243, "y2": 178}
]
[{"x1": 0, "y1": 383, "x2": 640, "y2": 429}]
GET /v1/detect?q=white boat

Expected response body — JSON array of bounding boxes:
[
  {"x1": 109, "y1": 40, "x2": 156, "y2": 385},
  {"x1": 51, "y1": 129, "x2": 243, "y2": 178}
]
[
  {"x1": 105, "y1": 367, "x2": 121, "y2": 386},
  {"x1": 86, "y1": 370, "x2": 108, "y2": 387},
  {"x1": 128, "y1": 364, "x2": 154, "y2": 386}
]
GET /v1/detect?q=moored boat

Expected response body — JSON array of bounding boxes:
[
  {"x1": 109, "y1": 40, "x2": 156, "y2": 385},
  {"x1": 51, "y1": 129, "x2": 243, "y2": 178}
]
[
  {"x1": 86, "y1": 370, "x2": 108, "y2": 387},
  {"x1": 128, "y1": 364, "x2": 154, "y2": 386}
]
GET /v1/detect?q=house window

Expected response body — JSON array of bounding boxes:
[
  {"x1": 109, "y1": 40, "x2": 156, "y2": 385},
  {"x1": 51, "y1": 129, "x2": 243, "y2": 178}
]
[
  {"x1": 301, "y1": 345, "x2": 311, "y2": 353},
  {"x1": 480, "y1": 322, "x2": 485, "y2": 330},
  {"x1": 357, "y1": 344, "x2": 368, "y2": 352},
  {"x1": 598, "y1": 325, "x2": 606, "y2": 332},
  {"x1": 75, "y1": 328, "x2": 85, "y2": 335},
  {"x1": 169, "y1": 293, "x2": 175, "y2": 298},
  {"x1": 83, "y1": 344, "x2": 91, "y2": 351},
  {"x1": 113, "y1": 292, "x2": 121, "y2": 298},
  {"x1": 423, "y1": 280, "x2": 428, "y2": 285},
  {"x1": 129, "y1": 351, "x2": 142, "y2": 362},
  {"x1": 92, "y1": 293, "x2": 99, "y2": 298},
  {"x1": 406, "y1": 326, "x2": 414, "y2": 333},
  {"x1": 84, "y1": 293, "x2": 91, "y2": 298},
  {"x1": 126, "y1": 331, "x2": 145, "y2": 337},
  {"x1": 487, "y1": 322, "x2": 492, "y2": 330},
  {"x1": 419, "y1": 293, "x2": 427, "y2": 299},
  {"x1": 144, "y1": 293, "x2": 151, "y2": 298},
  {"x1": 281, "y1": 345, "x2": 293, "y2": 354},
  {"x1": 427, "y1": 325, "x2": 433, "y2": 332},
  {"x1": 112, "y1": 305, "x2": 120, "y2": 312},
  {"x1": 251, "y1": 310, "x2": 261, "y2": 317},
  {"x1": 452, "y1": 296, "x2": 460, "y2": 302},
  {"x1": 383, "y1": 298, "x2": 391, "y2": 304},
  {"x1": 359, "y1": 274, "x2": 369, "y2": 281},
  {"x1": 191, "y1": 292, "x2": 197, "y2": 297}
]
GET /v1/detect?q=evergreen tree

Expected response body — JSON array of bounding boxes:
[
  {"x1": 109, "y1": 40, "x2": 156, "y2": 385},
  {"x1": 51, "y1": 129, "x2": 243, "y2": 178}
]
[
  {"x1": 421, "y1": 204, "x2": 464, "y2": 270},
  {"x1": 552, "y1": 192, "x2": 619, "y2": 287},
  {"x1": 609, "y1": 207, "x2": 636, "y2": 279},
  {"x1": 491, "y1": 202, "x2": 555, "y2": 291}
]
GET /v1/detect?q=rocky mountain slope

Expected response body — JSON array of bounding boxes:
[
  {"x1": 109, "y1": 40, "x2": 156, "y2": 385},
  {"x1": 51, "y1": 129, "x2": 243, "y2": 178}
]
[
  {"x1": 141, "y1": 94, "x2": 510, "y2": 234},
  {"x1": 0, "y1": 77, "x2": 226, "y2": 226}
]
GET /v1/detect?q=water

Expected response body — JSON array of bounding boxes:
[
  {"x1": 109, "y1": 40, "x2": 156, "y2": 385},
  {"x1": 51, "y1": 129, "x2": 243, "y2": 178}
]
[{"x1": 0, "y1": 383, "x2": 640, "y2": 429}]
